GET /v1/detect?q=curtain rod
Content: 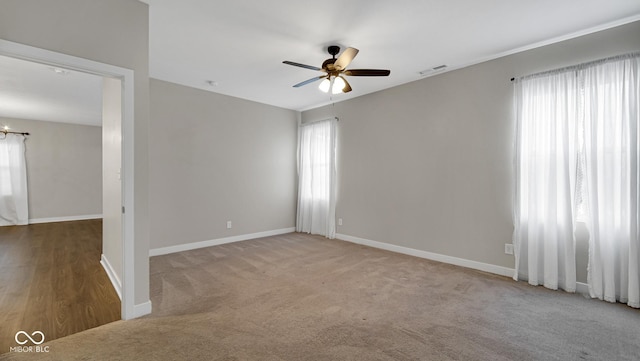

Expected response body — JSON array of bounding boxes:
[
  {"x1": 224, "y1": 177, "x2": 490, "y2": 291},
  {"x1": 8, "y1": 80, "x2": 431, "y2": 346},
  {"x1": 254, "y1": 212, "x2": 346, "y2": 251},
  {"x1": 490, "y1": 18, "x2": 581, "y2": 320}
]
[
  {"x1": 1, "y1": 130, "x2": 29, "y2": 136},
  {"x1": 510, "y1": 52, "x2": 640, "y2": 82},
  {"x1": 301, "y1": 116, "x2": 339, "y2": 126}
]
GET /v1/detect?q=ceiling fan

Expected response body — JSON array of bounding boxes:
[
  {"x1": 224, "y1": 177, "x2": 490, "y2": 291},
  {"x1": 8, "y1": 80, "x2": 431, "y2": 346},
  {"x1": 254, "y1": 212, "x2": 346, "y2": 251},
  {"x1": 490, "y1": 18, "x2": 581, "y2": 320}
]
[{"x1": 283, "y1": 45, "x2": 390, "y2": 94}]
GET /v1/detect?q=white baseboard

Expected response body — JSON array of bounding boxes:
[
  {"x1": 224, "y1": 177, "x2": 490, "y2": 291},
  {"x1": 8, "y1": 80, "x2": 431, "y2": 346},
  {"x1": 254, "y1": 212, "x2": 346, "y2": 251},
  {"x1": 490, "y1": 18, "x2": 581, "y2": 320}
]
[
  {"x1": 100, "y1": 254, "x2": 122, "y2": 300},
  {"x1": 576, "y1": 282, "x2": 589, "y2": 295},
  {"x1": 132, "y1": 300, "x2": 152, "y2": 318},
  {"x1": 336, "y1": 233, "x2": 515, "y2": 278},
  {"x1": 149, "y1": 227, "x2": 296, "y2": 257},
  {"x1": 336, "y1": 233, "x2": 596, "y2": 296},
  {"x1": 29, "y1": 214, "x2": 102, "y2": 224}
]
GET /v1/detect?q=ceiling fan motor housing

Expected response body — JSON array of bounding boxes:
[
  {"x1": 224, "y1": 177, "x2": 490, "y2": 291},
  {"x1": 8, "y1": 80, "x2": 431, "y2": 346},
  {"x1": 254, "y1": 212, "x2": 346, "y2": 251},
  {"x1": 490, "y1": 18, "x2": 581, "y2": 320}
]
[
  {"x1": 322, "y1": 58, "x2": 337, "y2": 70},
  {"x1": 322, "y1": 46, "x2": 341, "y2": 71}
]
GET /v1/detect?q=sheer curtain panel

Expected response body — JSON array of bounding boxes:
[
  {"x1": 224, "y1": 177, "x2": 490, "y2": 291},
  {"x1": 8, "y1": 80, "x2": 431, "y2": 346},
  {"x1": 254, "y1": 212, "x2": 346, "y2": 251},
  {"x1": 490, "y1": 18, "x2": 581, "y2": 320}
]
[
  {"x1": 296, "y1": 119, "x2": 337, "y2": 238},
  {"x1": 0, "y1": 133, "x2": 29, "y2": 226},
  {"x1": 582, "y1": 56, "x2": 640, "y2": 308},
  {"x1": 514, "y1": 53, "x2": 640, "y2": 308},
  {"x1": 513, "y1": 72, "x2": 578, "y2": 292}
]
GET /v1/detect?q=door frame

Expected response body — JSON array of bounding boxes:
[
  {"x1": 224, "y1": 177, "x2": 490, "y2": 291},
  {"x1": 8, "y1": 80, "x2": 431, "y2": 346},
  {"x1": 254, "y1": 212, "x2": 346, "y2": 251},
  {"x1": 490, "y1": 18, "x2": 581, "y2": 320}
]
[{"x1": 0, "y1": 39, "x2": 137, "y2": 320}]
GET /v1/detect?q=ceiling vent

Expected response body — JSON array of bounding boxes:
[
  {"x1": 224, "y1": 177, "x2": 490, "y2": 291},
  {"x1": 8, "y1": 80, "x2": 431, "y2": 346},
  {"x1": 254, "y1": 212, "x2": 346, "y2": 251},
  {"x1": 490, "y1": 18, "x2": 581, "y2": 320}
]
[{"x1": 419, "y1": 64, "x2": 447, "y2": 76}]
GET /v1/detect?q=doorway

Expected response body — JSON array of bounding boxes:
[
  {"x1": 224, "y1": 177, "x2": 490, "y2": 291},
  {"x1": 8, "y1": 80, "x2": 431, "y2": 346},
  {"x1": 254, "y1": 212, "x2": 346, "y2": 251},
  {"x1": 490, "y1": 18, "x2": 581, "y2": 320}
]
[
  {"x1": 0, "y1": 55, "x2": 122, "y2": 353},
  {"x1": 0, "y1": 39, "x2": 137, "y2": 321}
]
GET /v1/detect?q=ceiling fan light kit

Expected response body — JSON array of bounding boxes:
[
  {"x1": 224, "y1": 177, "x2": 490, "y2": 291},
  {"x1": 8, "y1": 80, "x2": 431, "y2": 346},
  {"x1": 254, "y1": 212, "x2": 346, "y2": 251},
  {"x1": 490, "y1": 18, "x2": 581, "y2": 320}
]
[
  {"x1": 331, "y1": 76, "x2": 346, "y2": 94},
  {"x1": 283, "y1": 45, "x2": 390, "y2": 94},
  {"x1": 318, "y1": 77, "x2": 331, "y2": 92},
  {"x1": 319, "y1": 75, "x2": 347, "y2": 94}
]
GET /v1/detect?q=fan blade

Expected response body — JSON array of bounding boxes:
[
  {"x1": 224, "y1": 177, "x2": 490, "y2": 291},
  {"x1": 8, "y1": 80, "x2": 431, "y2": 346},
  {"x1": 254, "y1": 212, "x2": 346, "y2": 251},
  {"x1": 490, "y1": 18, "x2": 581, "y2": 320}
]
[
  {"x1": 344, "y1": 69, "x2": 390, "y2": 76},
  {"x1": 340, "y1": 76, "x2": 352, "y2": 93},
  {"x1": 293, "y1": 76, "x2": 325, "y2": 88},
  {"x1": 283, "y1": 61, "x2": 322, "y2": 71},
  {"x1": 334, "y1": 47, "x2": 359, "y2": 70}
]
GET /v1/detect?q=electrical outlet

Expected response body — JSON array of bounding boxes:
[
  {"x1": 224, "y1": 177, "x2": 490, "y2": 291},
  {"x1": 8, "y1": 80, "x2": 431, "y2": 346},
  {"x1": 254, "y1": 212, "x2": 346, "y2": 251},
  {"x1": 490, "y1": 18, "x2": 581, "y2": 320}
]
[
  {"x1": 504, "y1": 243, "x2": 514, "y2": 255},
  {"x1": 226, "y1": 221, "x2": 232, "y2": 229},
  {"x1": 338, "y1": 218, "x2": 343, "y2": 226}
]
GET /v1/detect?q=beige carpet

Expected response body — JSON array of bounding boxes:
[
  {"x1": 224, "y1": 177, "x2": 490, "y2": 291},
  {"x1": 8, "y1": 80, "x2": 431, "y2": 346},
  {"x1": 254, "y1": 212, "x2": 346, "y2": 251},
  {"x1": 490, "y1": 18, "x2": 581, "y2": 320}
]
[{"x1": 1, "y1": 233, "x2": 639, "y2": 360}]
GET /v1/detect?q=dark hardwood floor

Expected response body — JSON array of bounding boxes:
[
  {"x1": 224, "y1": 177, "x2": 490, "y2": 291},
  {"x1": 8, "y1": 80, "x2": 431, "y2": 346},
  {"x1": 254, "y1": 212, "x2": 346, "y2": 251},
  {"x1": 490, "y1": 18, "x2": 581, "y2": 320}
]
[{"x1": 0, "y1": 220, "x2": 120, "y2": 353}]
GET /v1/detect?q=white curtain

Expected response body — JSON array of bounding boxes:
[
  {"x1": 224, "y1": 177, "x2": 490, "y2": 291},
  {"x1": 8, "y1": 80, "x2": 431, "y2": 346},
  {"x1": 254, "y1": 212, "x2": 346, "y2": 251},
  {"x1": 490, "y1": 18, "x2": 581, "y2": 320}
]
[
  {"x1": 0, "y1": 133, "x2": 29, "y2": 226},
  {"x1": 513, "y1": 71, "x2": 578, "y2": 292},
  {"x1": 582, "y1": 56, "x2": 640, "y2": 308},
  {"x1": 514, "y1": 53, "x2": 640, "y2": 308},
  {"x1": 296, "y1": 119, "x2": 337, "y2": 238}
]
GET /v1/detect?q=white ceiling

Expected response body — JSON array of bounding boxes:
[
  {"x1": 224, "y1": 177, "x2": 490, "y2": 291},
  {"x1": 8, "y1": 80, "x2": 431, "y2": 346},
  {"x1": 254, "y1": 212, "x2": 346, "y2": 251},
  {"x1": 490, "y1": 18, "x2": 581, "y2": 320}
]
[
  {"x1": 0, "y1": 55, "x2": 102, "y2": 127},
  {"x1": 143, "y1": 0, "x2": 640, "y2": 111},
  {"x1": 0, "y1": 0, "x2": 639, "y2": 127}
]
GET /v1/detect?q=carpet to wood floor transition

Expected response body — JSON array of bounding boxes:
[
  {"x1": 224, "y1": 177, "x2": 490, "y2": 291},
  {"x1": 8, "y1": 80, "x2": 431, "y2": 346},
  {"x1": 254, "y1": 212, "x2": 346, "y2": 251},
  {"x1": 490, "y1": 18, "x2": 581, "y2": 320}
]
[{"x1": 1, "y1": 232, "x2": 638, "y2": 360}]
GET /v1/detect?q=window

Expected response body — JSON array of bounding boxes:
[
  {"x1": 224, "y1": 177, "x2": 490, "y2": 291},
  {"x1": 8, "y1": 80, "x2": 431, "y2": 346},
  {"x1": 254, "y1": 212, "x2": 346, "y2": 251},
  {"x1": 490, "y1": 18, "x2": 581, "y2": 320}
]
[
  {"x1": 0, "y1": 133, "x2": 29, "y2": 226},
  {"x1": 296, "y1": 119, "x2": 337, "y2": 238},
  {"x1": 514, "y1": 53, "x2": 640, "y2": 308}
]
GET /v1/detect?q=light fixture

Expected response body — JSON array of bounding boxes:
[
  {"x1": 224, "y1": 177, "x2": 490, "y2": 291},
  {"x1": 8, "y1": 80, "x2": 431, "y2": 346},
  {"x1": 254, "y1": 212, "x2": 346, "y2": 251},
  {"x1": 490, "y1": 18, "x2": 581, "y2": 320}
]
[
  {"x1": 318, "y1": 78, "x2": 331, "y2": 92},
  {"x1": 318, "y1": 76, "x2": 347, "y2": 94},
  {"x1": 332, "y1": 76, "x2": 346, "y2": 94}
]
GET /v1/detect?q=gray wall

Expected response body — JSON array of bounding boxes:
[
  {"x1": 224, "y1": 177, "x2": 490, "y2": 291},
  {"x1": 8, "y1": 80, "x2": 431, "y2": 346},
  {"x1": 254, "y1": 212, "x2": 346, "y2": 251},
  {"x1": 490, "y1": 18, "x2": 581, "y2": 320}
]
[
  {"x1": 0, "y1": 0, "x2": 151, "y2": 305},
  {"x1": 302, "y1": 21, "x2": 640, "y2": 283},
  {"x1": 149, "y1": 79, "x2": 298, "y2": 249},
  {"x1": 0, "y1": 117, "x2": 101, "y2": 220}
]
